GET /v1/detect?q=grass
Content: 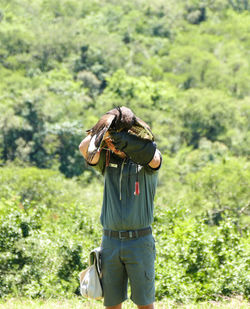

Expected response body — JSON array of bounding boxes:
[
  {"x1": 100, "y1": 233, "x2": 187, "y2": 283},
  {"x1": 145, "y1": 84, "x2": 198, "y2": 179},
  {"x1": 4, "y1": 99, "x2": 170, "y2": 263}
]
[{"x1": 0, "y1": 297, "x2": 249, "y2": 309}]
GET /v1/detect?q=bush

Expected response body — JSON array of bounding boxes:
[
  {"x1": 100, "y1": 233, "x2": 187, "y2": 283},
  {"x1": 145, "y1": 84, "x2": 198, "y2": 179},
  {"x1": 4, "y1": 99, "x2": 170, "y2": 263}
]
[
  {"x1": 153, "y1": 204, "x2": 250, "y2": 302},
  {"x1": 0, "y1": 196, "x2": 101, "y2": 298}
]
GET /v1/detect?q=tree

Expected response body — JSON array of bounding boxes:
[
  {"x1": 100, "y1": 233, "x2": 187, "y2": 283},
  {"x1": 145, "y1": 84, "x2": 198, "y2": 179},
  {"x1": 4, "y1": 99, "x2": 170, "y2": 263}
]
[
  {"x1": 1, "y1": 99, "x2": 48, "y2": 167},
  {"x1": 177, "y1": 89, "x2": 237, "y2": 148}
]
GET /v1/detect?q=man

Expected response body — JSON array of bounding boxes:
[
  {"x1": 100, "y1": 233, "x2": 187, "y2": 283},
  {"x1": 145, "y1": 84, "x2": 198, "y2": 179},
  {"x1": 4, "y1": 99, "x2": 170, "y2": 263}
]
[{"x1": 79, "y1": 119, "x2": 161, "y2": 309}]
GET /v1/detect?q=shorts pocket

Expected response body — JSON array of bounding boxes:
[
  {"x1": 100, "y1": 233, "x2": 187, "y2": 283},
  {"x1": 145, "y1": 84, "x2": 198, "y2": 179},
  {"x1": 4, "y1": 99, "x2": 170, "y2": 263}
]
[
  {"x1": 145, "y1": 269, "x2": 155, "y2": 281},
  {"x1": 101, "y1": 235, "x2": 117, "y2": 249},
  {"x1": 142, "y1": 237, "x2": 156, "y2": 259},
  {"x1": 140, "y1": 235, "x2": 155, "y2": 249}
]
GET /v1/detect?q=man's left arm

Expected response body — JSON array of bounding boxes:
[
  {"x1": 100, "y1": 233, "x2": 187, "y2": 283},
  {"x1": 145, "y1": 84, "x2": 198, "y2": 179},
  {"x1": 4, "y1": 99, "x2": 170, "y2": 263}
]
[
  {"x1": 148, "y1": 149, "x2": 162, "y2": 169},
  {"x1": 110, "y1": 131, "x2": 162, "y2": 169}
]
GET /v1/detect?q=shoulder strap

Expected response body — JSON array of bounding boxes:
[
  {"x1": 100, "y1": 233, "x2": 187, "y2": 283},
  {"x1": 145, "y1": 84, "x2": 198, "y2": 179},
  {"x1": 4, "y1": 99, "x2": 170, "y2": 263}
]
[{"x1": 89, "y1": 247, "x2": 102, "y2": 276}]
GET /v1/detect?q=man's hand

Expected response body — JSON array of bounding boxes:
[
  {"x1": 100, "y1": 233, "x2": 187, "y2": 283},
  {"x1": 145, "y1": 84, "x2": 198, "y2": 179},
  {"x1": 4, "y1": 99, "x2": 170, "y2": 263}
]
[{"x1": 110, "y1": 131, "x2": 157, "y2": 166}]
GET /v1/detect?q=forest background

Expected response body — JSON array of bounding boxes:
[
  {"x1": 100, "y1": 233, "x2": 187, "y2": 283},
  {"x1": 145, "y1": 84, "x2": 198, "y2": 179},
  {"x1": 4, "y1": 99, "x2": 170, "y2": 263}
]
[{"x1": 0, "y1": 0, "x2": 249, "y2": 307}]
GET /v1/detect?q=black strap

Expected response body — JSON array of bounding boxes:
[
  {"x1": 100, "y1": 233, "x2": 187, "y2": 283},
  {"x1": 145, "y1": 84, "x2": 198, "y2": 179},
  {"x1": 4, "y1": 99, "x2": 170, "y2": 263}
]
[{"x1": 103, "y1": 227, "x2": 151, "y2": 240}]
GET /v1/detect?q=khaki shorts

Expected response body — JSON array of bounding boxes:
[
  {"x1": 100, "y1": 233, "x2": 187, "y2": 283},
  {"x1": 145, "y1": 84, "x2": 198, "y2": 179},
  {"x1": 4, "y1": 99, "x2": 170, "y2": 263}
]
[{"x1": 100, "y1": 232, "x2": 156, "y2": 307}]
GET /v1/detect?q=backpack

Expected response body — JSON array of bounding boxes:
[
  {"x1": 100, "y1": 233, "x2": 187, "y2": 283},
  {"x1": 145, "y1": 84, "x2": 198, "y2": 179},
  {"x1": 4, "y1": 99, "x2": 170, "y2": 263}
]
[{"x1": 79, "y1": 247, "x2": 103, "y2": 299}]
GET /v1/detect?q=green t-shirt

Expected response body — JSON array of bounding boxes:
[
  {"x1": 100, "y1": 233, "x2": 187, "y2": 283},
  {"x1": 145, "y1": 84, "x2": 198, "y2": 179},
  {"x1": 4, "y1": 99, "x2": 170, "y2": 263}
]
[{"x1": 93, "y1": 150, "x2": 160, "y2": 231}]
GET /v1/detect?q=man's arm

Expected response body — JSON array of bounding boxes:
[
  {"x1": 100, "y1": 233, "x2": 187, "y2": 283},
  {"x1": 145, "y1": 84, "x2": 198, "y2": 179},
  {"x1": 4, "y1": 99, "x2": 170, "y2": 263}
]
[
  {"x1": 110, "y1": 131, "x2": 162, "y2": 169},
  {"x1": 79, "y1": 135, "x2": 101, "y2": 165},
  {"x1": 148, "y1": 149, "x2": 161, "y2": 169}
]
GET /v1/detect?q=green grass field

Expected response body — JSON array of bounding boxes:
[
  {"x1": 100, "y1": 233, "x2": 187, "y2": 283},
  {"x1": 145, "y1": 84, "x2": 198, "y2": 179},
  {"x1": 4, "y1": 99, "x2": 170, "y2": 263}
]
[{"x1": 0, "y1": 297, "x2": 249, "y2": 309}]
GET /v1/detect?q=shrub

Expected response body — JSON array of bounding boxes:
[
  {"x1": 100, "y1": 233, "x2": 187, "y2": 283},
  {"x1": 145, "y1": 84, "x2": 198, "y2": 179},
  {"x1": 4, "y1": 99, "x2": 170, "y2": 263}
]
[{"x1": 153, "y1": 204, "x2": 250, "y2": 302}]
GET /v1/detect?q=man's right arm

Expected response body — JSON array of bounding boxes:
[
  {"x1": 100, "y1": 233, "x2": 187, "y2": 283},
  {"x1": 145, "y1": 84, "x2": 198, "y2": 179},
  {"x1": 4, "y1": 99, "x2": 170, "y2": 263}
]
[{"x1": 79, "y1": 135, "x2": 101, "y2": 165}]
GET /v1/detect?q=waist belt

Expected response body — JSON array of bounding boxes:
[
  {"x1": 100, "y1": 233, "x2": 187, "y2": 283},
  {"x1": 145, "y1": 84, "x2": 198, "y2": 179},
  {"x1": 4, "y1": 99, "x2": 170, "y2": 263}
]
[{"x1": 103, "y1": 227, "x2": 152, "y2": 240}]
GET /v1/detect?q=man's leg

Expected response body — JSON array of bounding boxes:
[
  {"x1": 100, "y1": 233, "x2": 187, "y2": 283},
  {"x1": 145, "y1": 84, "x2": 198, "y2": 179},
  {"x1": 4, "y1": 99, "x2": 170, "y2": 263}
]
[
  {"x1": 106, "y1": 304, "x2": 122, "y2": 309},
  {"x1": 101, "y1": 236, "x2": 128, "y2": 307},
  {"x1": 123, "y1": 234, "x2": 156, "y2": 307},
  {"x1": 137, "y1": 304, "x2": 154, "y2": 309},
  {"x1": 106, "y1": 302, "x2": 153, "y2": 309}
]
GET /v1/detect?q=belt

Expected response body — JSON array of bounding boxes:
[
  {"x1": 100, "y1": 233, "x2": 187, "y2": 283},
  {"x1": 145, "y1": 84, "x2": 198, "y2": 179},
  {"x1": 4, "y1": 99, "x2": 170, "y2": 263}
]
[{"x1": 103, "y1": 227, "x2": 152, "y2": 240}]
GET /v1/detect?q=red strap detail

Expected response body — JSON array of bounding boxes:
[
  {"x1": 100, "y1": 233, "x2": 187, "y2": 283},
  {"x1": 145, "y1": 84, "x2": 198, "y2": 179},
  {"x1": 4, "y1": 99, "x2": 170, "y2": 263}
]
[{"x1": 134, "y1": 181, "x2": 140, "y2": 195}]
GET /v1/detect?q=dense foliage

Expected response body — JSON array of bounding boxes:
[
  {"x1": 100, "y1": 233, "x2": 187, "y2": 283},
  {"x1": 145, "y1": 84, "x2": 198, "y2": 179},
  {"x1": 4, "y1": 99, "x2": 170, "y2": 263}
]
[
  {"x1": 0, "y1": 166, "x2": 249, "y2": 302},
  {"x1": 0, "y1": 0, "x2": 249, "y2": 304}
]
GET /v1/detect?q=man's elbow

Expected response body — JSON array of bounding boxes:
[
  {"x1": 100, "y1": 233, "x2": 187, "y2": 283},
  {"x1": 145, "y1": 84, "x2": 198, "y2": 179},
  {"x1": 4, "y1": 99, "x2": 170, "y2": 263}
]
[
  {"x1": 148, "y1": 149, "x2": 162, "y2": 169},
  {"x1": 79, "y1": 142, "x2": 84, "y2": 152},
  {"x1": 79, "y1": 136, "x2": 91, "y2": 159}
]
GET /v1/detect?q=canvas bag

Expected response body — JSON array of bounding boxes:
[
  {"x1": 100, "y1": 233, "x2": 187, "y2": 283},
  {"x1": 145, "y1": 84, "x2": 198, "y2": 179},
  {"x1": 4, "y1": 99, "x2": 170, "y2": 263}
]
[{"x1": 79, "y1": 247, "x2": 103, "y2": 300}]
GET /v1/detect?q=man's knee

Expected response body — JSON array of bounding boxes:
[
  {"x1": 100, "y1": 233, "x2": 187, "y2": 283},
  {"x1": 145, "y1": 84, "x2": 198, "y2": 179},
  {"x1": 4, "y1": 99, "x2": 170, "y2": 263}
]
[{"x1": 137, "y1": 304, "x2": 154, "y2": 309}]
